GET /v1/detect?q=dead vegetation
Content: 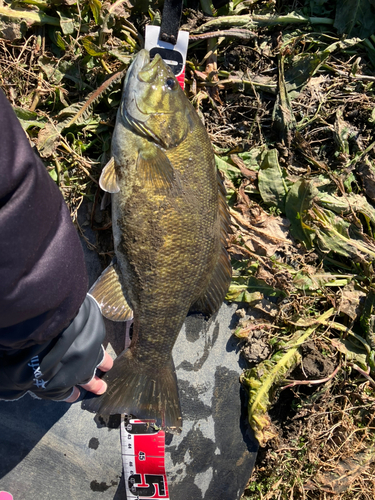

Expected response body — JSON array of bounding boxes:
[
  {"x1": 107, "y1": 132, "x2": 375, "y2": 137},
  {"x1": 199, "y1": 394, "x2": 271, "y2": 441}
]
[{"x1": 1, "y1": 0, "x2": 375, "y2": 498}]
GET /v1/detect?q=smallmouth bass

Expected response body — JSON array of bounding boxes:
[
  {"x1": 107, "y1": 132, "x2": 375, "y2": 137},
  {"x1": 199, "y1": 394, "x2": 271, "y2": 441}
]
[{"x1": 83, "y1": 49, "x2": 231, "y2": 430}]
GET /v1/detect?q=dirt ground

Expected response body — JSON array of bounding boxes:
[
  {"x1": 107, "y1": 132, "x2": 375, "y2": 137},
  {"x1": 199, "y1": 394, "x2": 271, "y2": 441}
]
[{"x1": 1, "y1": 0, "x2": 375, "y2": 498}]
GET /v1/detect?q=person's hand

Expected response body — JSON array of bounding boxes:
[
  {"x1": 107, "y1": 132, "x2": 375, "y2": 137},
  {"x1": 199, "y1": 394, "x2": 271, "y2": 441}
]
[{"x1": 64, "y1": 350, "x2": 114, "y2": 403}]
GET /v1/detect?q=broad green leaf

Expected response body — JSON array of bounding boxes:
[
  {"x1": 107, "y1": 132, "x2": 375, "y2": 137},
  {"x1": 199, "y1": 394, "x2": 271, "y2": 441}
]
[
  {"x1": 13, "y1": 106, "x2": 38, "y2": 121},
  {"x1": 108, "y1": 49, "x2": 132, "y2": 65},
  {"x1": 57, "y1": 11, "x2": 75, "y2": 35},
  {"x1": 258, "y1": 149, "x2": 290, "y2": 212},
  {"x1": 284, "y1": 52, "x2": 328, "y2": 100},
  {"x1": 215, "y1": 155, "x2": 242, "y2": 181},
  {"x1": 330, "y1": 339, "x2": 368, "y2": 369},
  {"x1": 226, "y1": 276, "x2": 285, "y2": 303},
  {"x1": 0, "y1": 6, "x2": 60, "y2": 26},
  {"x1": 319, "y1": 191, "x2": 375, "y2": 227},
  {"x1": 237, "y1": 147, "x2": 266, "y2": 171},
  {"x1": 285, "y1": 179, "x2": 315, "y2": 249},
  {"x1": 312, "y1": 206, "x2": 375, "y2": 261},
  {"x1": 293, "y1": 270, "x2": 351, "y2": 291},
  {"x1": 38, "y1": 55, "x2": 64, "y2": 84},
  {"x1": 48, "y1": 27, "x2": 66, "y2": 50},
  {"x1": 88, "y1": 0, "x2": 102, "y2": 24},
  {"x1": 241, "y1": 308, "x2": 335, "y2": 446},
  {"x1": 82, "y1": 37, "x2": 106, "y2": 57},
  {"x1": 334, "y1": 0, "x2": 375, "y2": 38},
  {"x1": 13, "y1": 106, "x2": 43, "y2": 130},
  {"x1": 49, "y1": 168, "x2": 58, "y2": 182},
  {"x1": 35, "y1": 70, "x2": 125, "y2": 157},
  {"x1": 226, "y1": 286, "x2": 262, "y2": 303},
  {"x1": 37, "y1": 123, "x2": 62, "y2": 157},
  {"x1": 324, "y1": 37, "x2": 363, "y2": 54}
]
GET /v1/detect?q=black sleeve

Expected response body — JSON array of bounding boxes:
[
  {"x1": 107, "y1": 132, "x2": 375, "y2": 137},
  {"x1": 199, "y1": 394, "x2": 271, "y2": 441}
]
[
  {"x1": 0, "y1": 295, "x2": 106, "y2": 401},
  {"x1": 0, "y1": 89, "x2": 108, "y2": 401},
  {"x1": 0, "y1": 88, "x2": 88, "y2": 350}
]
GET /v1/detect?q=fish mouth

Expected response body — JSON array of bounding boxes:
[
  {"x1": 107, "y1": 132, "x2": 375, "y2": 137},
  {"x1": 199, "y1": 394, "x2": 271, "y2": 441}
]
[
  {"x1": 138, "y1": 53, "x2": 161, "y2": 83},
  {"x1": 122, "y1": 50, "x2": 150, "y2": 123}
]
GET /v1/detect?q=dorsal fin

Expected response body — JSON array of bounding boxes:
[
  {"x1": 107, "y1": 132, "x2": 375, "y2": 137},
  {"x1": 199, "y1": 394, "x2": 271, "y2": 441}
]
[
  {"x1": 99, "y1": 157, "x2": 120, "y2": 193},
  {"x1": 89, "y1": 261, "x2": 133, "y2": 322}
]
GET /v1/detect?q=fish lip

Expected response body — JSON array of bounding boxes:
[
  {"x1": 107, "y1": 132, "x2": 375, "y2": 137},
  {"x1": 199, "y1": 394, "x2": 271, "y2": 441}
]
[
  {"x1": 122, "y1": 50, "x2": 150, "y2": 120},
  {"x1": 137, "y1": 53, "x2": 161, "y2": 82}
]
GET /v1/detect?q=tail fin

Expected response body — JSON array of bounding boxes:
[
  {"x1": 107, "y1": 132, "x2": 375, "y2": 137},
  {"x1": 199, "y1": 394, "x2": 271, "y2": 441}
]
[{"x1": 82, "y1": 349, "x2": 182, "y2": 432}]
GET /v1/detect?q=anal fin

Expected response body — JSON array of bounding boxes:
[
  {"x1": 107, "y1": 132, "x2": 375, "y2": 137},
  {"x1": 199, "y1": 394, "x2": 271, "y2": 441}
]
[{"x1": 89, "y1": 261, "x2": 133, "y2": 321}]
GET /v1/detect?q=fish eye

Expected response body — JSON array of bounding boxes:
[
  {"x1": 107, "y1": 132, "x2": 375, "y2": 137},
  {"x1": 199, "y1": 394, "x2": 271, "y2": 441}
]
[{"x1": 165, "y1": 78, "x2": 176, "y2": 90}]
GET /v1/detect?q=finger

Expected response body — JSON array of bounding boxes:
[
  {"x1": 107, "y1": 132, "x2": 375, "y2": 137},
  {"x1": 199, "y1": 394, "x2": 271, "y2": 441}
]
[
  {"x1": 64, "y1": 386, "x2": 81, "y2": 403},
  {"x1": 98, "y1": 350, "x2": 113, "y2": 372},
  {"x1": 80, "y1": 375, "x2": 107, "y2": 395}
]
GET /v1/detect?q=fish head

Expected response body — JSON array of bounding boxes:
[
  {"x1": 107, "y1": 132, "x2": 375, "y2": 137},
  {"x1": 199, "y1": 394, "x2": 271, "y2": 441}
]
[{"x1": 121, "y1": 49, "x2": 192, "y2": 148}]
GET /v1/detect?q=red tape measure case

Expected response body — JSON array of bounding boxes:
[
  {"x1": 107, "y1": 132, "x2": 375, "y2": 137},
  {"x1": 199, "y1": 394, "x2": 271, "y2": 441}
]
[{"x1": 121, "y1": 417, "x2": 170, "y2": 499}]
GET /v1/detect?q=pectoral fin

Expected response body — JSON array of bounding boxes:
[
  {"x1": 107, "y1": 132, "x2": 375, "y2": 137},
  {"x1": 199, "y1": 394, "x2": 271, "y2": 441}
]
[
  {"x1": 137, "y1": 147, "x2": 177, "y2": 191},
  {"x1": 99, "y1": 157, "x2": 120, "y2": 193},
  {"x1": 89, "y1": 261, "x2": 133, "y2": 321}
]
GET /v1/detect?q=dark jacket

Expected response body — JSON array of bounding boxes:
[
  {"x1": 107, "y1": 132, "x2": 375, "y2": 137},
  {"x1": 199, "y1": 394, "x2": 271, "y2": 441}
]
[{"x1": 0, "y1": 89, "x2": 105, "y2": 401}]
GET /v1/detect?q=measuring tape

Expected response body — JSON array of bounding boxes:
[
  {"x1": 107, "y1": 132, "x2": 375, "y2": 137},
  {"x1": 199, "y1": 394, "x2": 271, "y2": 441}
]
[
  {"x1": 145, "y1": 25, "x2": 189, "y2": 90},
  {"x1": 121, "y1": 416, "x2": 170, "y2": 500}
]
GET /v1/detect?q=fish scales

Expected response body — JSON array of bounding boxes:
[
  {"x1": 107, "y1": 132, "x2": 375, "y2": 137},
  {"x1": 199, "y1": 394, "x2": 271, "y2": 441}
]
[{"x1": 83, "y1": 49, "x2": 231, "y2": 431}]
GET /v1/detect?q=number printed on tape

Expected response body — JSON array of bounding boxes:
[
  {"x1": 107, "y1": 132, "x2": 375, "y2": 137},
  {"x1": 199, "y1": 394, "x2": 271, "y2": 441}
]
[{"x1": 121, "y1": 417, "x2": 170, "y2": 499}]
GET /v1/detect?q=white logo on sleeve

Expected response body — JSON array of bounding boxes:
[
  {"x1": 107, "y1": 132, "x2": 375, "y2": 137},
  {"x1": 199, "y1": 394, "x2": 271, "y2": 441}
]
[{"x1": 28, "y1": 356, "x2": 47, "y2": 389}]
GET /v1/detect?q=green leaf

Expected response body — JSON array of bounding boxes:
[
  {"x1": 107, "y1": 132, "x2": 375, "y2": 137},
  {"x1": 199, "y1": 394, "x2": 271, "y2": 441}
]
[
  {"x1": 88, "y1": 0, "x2": 102, "y2": 24},
  {"x1": 38, "y1": 55, "x2": 65, "y2": 84},
  {"x1": 35, "y1": 70, "x2": 126, "y2": 157},
  {"x1": 284, "y1": 52, "x2": 328, "y2": 100},
  {"x1": 258, "y1": 149, "x2": 290, "y2": 212},
  {"x1": 82, "y1": 37, "x2": 106, "y2": 57},
  {"x1": 13, "y1": 106, "x2": 38, "y2": 121},
  {"x1": 241, "y1": 308, "x2": 335, "y2": 446},
  {"x1": 0, "y1": 6, "x2": 60, "y2": 26},
  {"x1": 226, "y1": 276, "x2": 285, "y2": 303},
  {"x1": 312, "y1": 206, "x2": 375, "y2": 261},
  {"x1": 237, "y1": 147, "x2": 266, "y2": 171},
  {"x1": 330, "y1": 338, "x2": 368, "y2": 370},
  {"x1": 57, "y1": 10, "x2": 75, "y2": 35},
  {"x1": 37, "y1": 122, "x2": 62, "y2": 157},
  {"x1": 272, "y1": 54, "x2": 296, "y2": 146},
  {"x1": 293, "y1": 270, "x2": 351, "y2": 291},
  {"x1": 226, "y1": 286, "x2": 262, "y2": 303},
  {"x1": 334, "y1": 0, "x2": 375, "y2": 38},
  {"x1": 319, "y1": 191, "x2": 375, "y2": 227},
  {"x1": 108, "y1": 49, "x2": 132, "y2": 65},
  {"x1": 215, "y1": 155, "x2": 242, "y2": 181},
  {"x1": 285, "y1": 179, "x2": 315, "y2": 249},
  {"x1": 48, "y1": 27, "x2": 66, "y2": 50},
  {"x1": 49, "y1": 168, "x2": 58, "y2": 182}
]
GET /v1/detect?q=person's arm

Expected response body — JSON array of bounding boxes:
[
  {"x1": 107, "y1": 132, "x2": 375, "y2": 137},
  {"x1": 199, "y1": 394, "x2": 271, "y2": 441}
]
[{"x1": 0, "y1": 89, "x2": 111, "y2": 402}]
